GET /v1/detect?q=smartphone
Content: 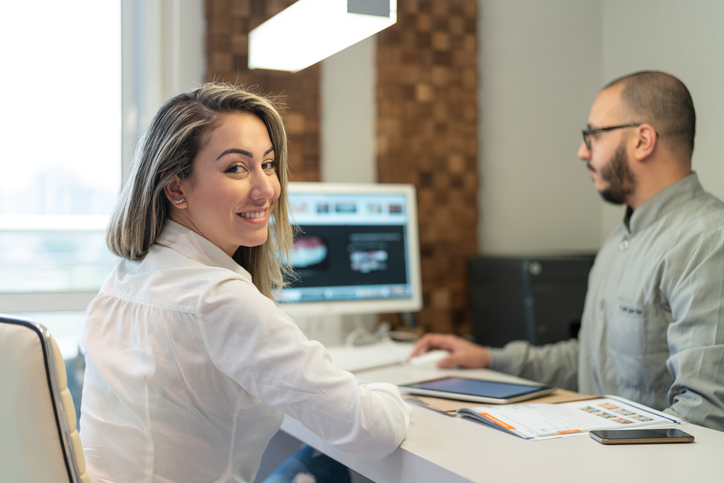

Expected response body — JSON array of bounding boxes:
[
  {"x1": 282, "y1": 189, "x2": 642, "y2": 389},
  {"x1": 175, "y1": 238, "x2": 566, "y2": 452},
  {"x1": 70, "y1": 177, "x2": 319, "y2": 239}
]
[{"x1": 590, "y1": 428, "x2": 694, "y2": 445}]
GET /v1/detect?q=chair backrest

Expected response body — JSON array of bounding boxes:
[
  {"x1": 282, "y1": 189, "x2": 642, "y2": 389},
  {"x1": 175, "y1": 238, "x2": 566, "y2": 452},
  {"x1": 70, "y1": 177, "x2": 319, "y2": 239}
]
[{"x1": 0, "y1": 315, "x2": 90, "y2": 483}]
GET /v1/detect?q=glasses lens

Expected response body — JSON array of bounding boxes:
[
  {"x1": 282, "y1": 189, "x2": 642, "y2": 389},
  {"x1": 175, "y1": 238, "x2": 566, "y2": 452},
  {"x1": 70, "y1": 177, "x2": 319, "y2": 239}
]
[{"x1": 582, "y1": 131, "x2": 591, "y2": 150}]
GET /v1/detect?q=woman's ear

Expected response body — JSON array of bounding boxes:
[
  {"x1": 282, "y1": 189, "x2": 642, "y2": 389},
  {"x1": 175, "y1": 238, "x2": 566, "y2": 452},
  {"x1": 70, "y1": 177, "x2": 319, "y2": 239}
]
[{"x1": 164, "y1": 175, "x2": 188, "y2": 208}]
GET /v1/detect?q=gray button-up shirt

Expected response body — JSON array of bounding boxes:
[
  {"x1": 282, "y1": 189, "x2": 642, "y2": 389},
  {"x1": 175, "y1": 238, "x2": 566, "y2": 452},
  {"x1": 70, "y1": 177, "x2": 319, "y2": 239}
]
[{"x1": 489, "y1": 173, "x2": 724, "y2": 431}]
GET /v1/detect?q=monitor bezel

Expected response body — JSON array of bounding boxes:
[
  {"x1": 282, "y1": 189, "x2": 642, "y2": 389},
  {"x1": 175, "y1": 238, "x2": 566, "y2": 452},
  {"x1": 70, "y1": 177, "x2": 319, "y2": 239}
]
[{"x1": 276, "y1": 182, "x2": 423, "y2": 317}]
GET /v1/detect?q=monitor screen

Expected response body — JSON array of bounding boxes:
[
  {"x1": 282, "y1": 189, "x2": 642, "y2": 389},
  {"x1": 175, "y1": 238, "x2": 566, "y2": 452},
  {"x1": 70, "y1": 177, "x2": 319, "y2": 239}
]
[{"x1": 275, "y1": 182, "x2": 422, "y2": 316}]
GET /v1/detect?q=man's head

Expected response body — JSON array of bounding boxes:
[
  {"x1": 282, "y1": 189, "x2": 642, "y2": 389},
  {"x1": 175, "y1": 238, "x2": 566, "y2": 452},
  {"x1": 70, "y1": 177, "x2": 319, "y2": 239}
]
[
  {"x1": 578, "y1": 71, "x2": 695, "y2": 209},
  {"x1": 607, "y1": 71, "x2": 695, "y2": 158}
]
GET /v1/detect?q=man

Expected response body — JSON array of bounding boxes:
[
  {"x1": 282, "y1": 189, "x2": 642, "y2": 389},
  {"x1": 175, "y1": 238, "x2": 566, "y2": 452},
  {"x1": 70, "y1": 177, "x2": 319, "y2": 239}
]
[{"x1": 412, "y1": 71, "x2": 724, "y2": 431}]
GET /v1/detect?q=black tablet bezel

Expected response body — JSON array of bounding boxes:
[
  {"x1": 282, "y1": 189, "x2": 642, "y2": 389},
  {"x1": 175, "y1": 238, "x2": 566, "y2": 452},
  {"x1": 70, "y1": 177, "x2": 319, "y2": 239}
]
[{"x1": 398, "y1": 376, "x2": 556, "y2": 404}]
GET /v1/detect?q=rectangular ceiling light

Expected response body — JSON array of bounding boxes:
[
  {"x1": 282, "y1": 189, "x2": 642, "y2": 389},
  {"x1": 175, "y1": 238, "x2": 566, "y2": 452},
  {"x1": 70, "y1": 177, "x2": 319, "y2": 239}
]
[{"x1": 249, "y1": 0, "x2": 397, "y2": 73}]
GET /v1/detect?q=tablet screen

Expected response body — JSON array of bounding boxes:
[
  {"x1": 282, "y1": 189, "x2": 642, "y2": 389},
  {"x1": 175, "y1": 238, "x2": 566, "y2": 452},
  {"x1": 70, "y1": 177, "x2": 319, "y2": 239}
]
[{"x1": 401, "y1": 377, "x2": 555, "y2": 403}]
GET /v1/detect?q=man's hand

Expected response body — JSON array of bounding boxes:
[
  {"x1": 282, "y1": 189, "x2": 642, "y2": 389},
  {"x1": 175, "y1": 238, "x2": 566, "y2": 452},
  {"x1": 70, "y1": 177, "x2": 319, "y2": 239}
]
[{"x1": 410, "y1": 333, "x2": 491, "y2": 369}]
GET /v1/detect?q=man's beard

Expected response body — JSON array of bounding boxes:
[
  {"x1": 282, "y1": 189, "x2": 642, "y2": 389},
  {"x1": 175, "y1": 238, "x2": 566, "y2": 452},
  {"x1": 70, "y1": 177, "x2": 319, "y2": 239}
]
[{"x1": 597, "y1": 142, "x2": 637, "y2": 205}]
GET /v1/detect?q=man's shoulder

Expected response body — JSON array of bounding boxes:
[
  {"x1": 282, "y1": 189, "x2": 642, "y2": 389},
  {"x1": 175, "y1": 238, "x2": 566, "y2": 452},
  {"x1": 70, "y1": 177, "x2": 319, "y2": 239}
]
[{"x1": 686, "y1": 189, "x2": 724, "y2": 229}]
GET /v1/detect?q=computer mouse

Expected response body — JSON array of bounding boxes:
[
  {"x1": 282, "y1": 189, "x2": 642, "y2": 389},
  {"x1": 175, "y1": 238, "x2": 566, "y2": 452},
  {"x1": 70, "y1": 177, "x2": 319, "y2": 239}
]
[{"x1": 408, "y1": 350, "x2": 450, "y2": 368}]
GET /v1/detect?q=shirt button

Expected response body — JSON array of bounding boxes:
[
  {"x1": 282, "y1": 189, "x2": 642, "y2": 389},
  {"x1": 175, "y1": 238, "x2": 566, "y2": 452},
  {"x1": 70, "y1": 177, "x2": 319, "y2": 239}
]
[{"x1": 619, "y1": 239, "x2": 630, "y2": 252}]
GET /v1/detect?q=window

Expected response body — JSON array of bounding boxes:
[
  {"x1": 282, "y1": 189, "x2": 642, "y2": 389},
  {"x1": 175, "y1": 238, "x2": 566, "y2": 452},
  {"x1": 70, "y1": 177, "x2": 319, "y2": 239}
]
[{"x1": 0, "y1": 1, "x2": 121, "y2": 355}]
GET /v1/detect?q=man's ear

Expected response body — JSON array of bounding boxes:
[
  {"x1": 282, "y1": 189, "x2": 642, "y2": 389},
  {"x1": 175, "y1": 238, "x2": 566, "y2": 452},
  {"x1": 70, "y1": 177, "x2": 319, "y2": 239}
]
[
  {"x1": 163, "y1": 175, "x2": 188, "y2": 208},
  {"x1": 633, "y1": 123, "x2": 657, "y2": 161}
]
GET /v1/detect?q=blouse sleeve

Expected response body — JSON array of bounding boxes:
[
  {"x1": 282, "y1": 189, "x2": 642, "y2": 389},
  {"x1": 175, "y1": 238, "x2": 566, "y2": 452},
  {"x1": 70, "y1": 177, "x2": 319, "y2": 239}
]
[{"x1": 196, "y1": 276, "x2": 410, "y2": 460}]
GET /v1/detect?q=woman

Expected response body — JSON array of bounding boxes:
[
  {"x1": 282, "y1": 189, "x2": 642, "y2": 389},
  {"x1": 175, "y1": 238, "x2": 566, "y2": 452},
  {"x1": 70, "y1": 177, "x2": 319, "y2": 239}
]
[{"x1": 80, "y1": 84, "x2": 410, "y2": 483}]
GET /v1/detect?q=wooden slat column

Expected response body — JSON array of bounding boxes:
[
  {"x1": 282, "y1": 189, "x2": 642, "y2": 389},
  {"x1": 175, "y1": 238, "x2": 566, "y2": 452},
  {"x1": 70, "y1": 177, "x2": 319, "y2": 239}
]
[
  {"x1": 377, "y1": 0, "x2": 479, "y2": 335},
  {"x1": 205, "y1": 0, "x2": 321, "y2": 182}
]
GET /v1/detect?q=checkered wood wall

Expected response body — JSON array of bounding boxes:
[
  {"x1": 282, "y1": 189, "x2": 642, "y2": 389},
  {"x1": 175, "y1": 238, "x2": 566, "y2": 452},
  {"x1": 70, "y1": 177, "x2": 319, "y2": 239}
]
[
  {"x1": 204, "y1": 0, "x2": 480, "y2": 336},
  {"x1": 377, "y1": 0, "x2": 479, "y2": 335},
  {"x1": 205, "y1": 0, "x2": 321, "y2": 182}
]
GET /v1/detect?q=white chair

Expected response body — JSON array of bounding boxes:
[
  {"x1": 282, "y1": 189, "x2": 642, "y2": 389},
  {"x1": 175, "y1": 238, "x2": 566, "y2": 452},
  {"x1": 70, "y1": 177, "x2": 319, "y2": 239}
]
[{"x1": 0, "y1": 314, "x2": 90, "y2": 483}]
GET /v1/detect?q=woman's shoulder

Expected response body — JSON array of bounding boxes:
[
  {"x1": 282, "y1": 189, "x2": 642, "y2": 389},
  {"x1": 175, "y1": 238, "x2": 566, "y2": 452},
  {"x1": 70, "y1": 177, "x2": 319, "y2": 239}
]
[{"x1": 100, "y1": 244, "x2": 257, "y2": 315}]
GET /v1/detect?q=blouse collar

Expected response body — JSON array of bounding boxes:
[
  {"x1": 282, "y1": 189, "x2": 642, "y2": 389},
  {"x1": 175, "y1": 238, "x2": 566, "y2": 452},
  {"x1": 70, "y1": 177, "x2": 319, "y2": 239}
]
[{"x1": 155, "y1": 220, "x2": 253, "y2": 282}]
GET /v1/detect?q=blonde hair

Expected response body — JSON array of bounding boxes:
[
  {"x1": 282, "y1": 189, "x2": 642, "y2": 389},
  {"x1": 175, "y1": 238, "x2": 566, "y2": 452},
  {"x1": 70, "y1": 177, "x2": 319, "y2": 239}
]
[{"x1": 107, "y1": 83, "x2": 294, "y2": 298}]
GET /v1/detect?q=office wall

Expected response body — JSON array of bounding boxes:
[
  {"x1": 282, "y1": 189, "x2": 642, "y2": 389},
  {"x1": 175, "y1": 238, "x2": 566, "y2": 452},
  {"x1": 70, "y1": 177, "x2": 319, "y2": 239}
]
[
  {"x1": 320, "y1": 37, "x2": 377, "y2": 184},
  {"x1": 600, "y1": 0, "x2": 724, "y2": 236},
  {"x1": 130, "y1": 0, "x2": 376, "y2": 185},
  {"x1": 377, "y1": 1, "x2": 480, "y2": 334},
  {"x1": 153, "y1": 0, "x2": 724, "y2": 256},
  {"x1": 478, "y1": 0, "x2": 724, "y2": 254},
  {"x1": 477, "y1": 0, "x2": 603, "y2": 255},
  {"x1": 161, "y1": 0, "x2": 206, "y2": 100},
  {"x1": 205, "y1": 1, "x2": 323, "y2": 182},
  {"x1": 121, "y1": 0, "x2": 206, "y2": 178}
]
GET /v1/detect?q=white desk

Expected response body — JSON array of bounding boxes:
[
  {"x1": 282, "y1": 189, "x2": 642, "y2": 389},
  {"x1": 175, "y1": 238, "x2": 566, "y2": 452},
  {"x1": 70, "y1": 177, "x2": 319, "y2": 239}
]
[{"x1": 281, "y1": 363, "x2": 724, "y2": 483}]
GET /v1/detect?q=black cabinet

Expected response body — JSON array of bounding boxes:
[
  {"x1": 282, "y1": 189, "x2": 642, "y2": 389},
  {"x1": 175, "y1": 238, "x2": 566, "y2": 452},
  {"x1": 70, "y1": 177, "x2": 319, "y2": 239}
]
[{"x1": 469, "y1": 254, "x2": 596, "y2": 347}]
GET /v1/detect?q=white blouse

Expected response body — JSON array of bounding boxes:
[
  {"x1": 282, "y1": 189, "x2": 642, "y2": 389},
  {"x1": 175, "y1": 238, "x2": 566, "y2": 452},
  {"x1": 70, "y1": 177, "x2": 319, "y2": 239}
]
[{"x1": 80, "y1": 221, "x2": 410, "y2": 483}]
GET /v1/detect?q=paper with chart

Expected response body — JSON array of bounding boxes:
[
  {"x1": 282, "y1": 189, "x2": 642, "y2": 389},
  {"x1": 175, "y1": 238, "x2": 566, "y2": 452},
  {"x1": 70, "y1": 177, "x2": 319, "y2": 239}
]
[{"x1": 457, "y1": 395, "x2": 683, "y2": 440}]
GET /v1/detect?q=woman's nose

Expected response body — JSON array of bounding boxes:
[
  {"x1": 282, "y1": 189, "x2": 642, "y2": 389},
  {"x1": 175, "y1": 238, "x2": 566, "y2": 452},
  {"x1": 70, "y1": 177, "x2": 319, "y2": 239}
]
[{"x1": 250, "y1": 170, "x2": 275, "y2": 200}]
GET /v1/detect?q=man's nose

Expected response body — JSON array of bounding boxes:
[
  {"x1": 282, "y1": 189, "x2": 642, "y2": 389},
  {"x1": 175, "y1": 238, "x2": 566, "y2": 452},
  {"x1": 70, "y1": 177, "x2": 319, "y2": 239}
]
[{"x1": 577, "y1": 140, "x2": 591, "y2": 161}]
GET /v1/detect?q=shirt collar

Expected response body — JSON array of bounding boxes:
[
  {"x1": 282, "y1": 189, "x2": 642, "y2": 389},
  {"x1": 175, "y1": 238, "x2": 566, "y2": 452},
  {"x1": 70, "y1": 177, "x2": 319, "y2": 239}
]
[
  {"x1": 155, "y1": 220, "x2": 252, "y2": 282},
  {"x1": 624, "y1": 172, "x2": 702, "y2": 235}
]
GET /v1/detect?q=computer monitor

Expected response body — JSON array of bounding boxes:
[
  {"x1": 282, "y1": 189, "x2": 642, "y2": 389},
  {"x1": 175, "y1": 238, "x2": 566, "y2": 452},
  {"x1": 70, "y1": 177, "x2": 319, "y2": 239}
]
[{"x1": 275, "y1": 182, "x2": 422, "y2": 317}]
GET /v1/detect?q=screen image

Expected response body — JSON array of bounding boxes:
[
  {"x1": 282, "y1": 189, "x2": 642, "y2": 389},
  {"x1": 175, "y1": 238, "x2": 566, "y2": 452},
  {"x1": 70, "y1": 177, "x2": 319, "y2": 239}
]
[
  {"x1": 275, "y1": 183, "x2": 422, "y2": 315},
  {"x1": 289, "y1": 225, "x2": 407, "y2": 290}
]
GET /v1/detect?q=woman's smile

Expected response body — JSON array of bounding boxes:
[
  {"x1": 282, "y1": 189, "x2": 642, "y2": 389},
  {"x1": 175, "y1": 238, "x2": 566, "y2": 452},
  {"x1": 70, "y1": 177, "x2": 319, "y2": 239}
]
[{"x1": 237, "y1": 207, "x2": 271, "y2": 221}]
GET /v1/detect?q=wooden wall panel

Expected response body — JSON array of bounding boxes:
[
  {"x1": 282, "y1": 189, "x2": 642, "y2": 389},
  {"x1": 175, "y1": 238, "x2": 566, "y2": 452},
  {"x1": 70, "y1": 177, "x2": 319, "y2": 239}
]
[
  {"x1": 205, "y1": 0, "x2": 321, "y2": 182},
  {"x1": 205, "y1": 0, "x2": 481, "y2": 337},
  {"x1": 377, "y1": 0, "x2": 479, "y2": 335}
]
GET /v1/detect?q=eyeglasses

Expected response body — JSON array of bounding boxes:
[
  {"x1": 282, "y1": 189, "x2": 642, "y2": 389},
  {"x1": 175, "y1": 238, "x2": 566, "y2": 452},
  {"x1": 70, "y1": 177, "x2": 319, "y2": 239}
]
[{"x1": 581, "y1": 123, "x2": 641, "y2": 150}]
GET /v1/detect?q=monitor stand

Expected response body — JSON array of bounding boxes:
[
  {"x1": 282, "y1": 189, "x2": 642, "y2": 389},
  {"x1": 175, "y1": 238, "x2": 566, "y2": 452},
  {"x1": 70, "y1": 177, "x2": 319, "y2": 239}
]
[{"x1": 292, "y1": 314, "x2": 378, "y2": 348}]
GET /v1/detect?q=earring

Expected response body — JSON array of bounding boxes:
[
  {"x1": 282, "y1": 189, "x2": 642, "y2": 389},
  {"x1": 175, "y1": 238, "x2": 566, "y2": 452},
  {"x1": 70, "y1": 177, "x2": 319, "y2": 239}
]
[{"x1": 171, "y1": 198, "x2": 186, "y2": 206}]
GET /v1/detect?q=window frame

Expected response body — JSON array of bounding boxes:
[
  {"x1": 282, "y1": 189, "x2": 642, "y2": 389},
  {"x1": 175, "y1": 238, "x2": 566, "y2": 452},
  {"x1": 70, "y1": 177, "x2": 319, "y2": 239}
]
[{"x1": 2, "y1": 0, "x2": 182, "y2": 314}]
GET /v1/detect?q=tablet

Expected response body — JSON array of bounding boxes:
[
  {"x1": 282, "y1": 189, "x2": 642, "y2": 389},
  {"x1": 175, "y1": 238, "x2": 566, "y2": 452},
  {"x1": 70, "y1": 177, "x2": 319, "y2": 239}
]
[{"x1": 398, "y1": 376, "x2": 556, "y2": 404}]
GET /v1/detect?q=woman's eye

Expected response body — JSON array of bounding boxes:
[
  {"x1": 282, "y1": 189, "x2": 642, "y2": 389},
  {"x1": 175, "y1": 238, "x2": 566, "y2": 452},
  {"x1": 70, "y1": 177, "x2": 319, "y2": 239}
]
[
  {"x1": 262, "y1": 160, "x2": 278, "y2": 171},
  {"x1": 226, "y1": 164, "x2": 246, "y2": 174}
]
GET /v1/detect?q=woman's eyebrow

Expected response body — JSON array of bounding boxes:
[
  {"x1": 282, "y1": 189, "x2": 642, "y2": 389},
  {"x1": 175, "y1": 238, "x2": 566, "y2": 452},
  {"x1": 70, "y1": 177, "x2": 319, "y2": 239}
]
[
  {"x1": 216, "y1": 148, "x2": 252, "y2": 161},
  {"x1": 216, "y1": 146, "x2": 274, "y2": 161}
]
